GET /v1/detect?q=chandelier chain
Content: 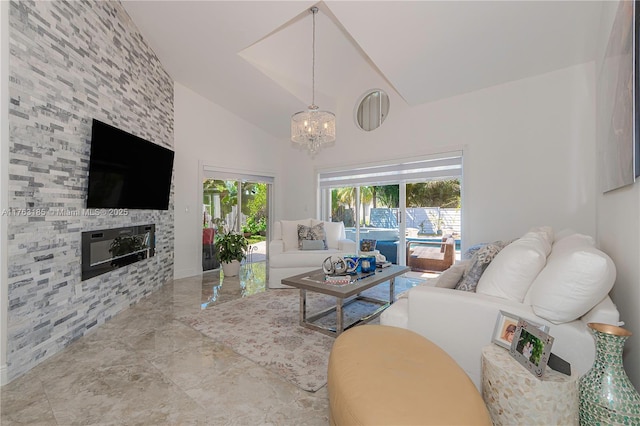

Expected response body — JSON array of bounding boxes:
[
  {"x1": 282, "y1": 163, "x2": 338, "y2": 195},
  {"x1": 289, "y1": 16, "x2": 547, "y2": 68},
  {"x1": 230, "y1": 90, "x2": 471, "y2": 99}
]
[
  {"x1": 290, "y1": 5, "x2": 336, "y2": 156},
  {"x1": 311, "y1": 7, "x2": 316, "y2": 107}
]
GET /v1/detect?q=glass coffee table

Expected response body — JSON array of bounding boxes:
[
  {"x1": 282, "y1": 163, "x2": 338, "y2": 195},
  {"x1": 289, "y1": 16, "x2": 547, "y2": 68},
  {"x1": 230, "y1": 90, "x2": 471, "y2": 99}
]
[{"x1": 281, "y1": 265, "x2": 410, "y2": 337}]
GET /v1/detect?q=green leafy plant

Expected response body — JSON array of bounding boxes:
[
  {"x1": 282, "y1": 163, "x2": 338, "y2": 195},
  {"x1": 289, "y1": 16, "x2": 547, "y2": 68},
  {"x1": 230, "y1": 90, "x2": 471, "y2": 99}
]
[{"x1": 214, "y1": 231, "x2": 248, "y2": 264}]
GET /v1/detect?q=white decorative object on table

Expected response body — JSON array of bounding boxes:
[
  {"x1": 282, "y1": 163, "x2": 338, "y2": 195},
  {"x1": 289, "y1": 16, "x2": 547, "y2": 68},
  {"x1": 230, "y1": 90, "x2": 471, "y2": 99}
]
[{"x1": 481, "y1": 344, "x2": 579, "y2": 425}]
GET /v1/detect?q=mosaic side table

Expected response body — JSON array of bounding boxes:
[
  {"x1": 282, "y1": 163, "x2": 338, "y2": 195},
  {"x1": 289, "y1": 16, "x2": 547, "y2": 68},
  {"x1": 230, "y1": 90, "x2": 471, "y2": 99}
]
[{"x1": 481, "y1": 344, "x2": 579, "y2": 425}]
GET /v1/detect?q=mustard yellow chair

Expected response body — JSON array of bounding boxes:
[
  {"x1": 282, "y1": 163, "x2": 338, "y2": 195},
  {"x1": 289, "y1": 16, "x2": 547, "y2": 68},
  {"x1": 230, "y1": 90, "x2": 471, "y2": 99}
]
[{"x1": 328, "y1": 325, "x2": 491, "y2": 426}]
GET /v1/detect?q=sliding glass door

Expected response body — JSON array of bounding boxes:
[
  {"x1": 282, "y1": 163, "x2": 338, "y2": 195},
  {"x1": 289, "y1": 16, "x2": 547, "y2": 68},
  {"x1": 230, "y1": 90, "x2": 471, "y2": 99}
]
[
  {"x1": 319, "y1": 154, "x2": 462, "y2": 270},
  {"x1": 202, "y1": 170, "x2": 273, "y2": 273}
]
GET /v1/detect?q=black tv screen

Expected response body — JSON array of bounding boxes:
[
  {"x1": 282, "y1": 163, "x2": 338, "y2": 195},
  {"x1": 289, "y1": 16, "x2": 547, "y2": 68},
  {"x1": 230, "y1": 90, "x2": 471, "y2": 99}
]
[{"x1": 87, "y1": 119, "x2": 174, "y2": 210}]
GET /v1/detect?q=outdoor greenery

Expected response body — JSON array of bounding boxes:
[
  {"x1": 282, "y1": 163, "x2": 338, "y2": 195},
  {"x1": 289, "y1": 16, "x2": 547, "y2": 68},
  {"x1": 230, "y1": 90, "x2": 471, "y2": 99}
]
[
  {"x1": 242, "y1": 216, "x2": 266, "y2": 235},
  {"x1": 214, "y1": 231, "x2": 249, "y2": 264},
  {"x1": 407, "y1": 180, "x2": 460, "y2": 208},
  {"x1": 330, "y1": 179, "x2": 461, "y2": 223},
  {"x1": 203, "y1": 179, "x2": 267, "y2": 238}
]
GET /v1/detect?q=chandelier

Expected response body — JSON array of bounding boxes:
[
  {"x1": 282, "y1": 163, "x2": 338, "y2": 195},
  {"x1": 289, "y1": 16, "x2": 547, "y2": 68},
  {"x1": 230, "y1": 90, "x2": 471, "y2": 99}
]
[{"x1": 291, "y1": 6, "x2": 336, "y2": 157}]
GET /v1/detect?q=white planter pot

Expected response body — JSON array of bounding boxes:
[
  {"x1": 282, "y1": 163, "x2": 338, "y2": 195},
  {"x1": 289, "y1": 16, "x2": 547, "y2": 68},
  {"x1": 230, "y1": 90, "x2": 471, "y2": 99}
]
[{"x1": 221, "y1": 260, "x2": 241, "y2": 277}]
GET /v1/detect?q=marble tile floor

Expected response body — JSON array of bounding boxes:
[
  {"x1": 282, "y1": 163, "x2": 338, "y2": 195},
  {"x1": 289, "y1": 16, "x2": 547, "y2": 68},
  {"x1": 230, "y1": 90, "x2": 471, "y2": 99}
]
[{"x1": 1, "y1": 262, "x2": 330, "y2": 425}]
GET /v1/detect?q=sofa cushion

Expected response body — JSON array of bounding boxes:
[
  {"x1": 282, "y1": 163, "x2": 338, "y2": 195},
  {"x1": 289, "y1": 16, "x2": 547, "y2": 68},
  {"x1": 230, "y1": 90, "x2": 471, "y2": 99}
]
[
  {"x1": 528, "y1": 243, "x2": 616, "y2": 324},
  {"x1": 455, "y1": 242, "x2": 506, "y2": 292},
  {"x1": 312, "y1": 220, "x2": 345, "y2": 250},
  {"x1": 301, "y1": 239, "x2": 326, "y2": 250},
  {"x1": 269, "y1": 249, "x2": 343, "y2": 268},
  {"x1": 522, "y1": 231, "x2": 596, "y2": 305},
  {"x1": 298, "y1": 223, "x2": 328, "y2": 249},
  {"x1": 435, "y1": 261, "x2": 469, "y2": 289},
  {"x1": 281, "y1": 219, "x2": 311, "y2": 251},
  {"x1": 476, "y1": 229, "x2": 551, "y2": 302},
  {"x1": 551, "y1": 232, "x2": 595, "y2": 252}
]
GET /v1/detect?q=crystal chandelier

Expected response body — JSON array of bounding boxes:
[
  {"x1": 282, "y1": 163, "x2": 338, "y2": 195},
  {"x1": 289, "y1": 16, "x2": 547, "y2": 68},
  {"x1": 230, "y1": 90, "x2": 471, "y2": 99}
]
[{"x1": 291, "y1": 7, "x2": 336, "y2": 157}]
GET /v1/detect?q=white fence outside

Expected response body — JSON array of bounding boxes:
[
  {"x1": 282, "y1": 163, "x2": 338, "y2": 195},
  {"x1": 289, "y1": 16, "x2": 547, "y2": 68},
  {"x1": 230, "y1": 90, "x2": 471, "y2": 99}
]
[{"x1": 370, "y1": 207, "x2": 461, "y2": 235}]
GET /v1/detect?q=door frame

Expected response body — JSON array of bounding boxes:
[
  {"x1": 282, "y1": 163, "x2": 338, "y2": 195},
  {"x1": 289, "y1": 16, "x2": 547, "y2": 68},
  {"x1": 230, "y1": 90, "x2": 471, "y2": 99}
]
[{"x1": 199, "y1": 162, "x2": 275, "y2": 273}]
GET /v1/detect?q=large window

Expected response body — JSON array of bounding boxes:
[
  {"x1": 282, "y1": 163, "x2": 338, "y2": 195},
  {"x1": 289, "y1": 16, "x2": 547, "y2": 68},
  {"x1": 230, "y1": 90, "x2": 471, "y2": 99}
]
[{"x1": 319, "y1": 153, "x2": 462, "y2": 269}]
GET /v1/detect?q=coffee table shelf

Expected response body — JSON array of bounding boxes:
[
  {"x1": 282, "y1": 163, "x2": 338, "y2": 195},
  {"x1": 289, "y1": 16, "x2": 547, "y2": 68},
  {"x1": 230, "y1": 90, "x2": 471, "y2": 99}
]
[{"x1": 281, "y1": 265, "x2": 410, "y2": 337}]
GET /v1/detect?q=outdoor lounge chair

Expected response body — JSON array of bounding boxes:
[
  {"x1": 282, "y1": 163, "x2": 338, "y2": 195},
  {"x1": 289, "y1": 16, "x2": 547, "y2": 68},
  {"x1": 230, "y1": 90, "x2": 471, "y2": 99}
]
[{"x1": 407, "y1": 237, "x2": 455, "y2": 272}]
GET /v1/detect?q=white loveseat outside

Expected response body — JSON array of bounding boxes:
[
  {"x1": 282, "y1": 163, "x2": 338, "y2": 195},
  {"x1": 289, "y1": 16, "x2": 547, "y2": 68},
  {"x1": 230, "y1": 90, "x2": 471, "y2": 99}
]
[
  {"x1": 381, "y1": 228, "x2": 621, "y2": 389},
  {"x1": 268, "y1": 219, "x2": 357, "y2": 289}
]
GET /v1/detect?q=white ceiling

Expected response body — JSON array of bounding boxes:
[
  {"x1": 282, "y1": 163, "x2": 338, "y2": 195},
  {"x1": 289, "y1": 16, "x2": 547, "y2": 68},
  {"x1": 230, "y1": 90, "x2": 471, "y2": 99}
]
[{"x1": 121, "y1": 1, "x2": 602, "y2": 140}]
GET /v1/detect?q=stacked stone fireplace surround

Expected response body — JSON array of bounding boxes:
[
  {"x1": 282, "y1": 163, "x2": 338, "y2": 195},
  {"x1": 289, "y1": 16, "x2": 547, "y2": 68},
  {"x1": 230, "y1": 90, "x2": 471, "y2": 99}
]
[{"x1": 6, "y1": 0, "x2": 174, "y2": 382}]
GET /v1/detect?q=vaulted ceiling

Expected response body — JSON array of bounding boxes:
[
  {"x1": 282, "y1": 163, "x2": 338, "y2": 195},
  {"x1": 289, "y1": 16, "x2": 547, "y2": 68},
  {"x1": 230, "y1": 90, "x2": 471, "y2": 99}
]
[{"x1": 122, "y1": 1, "x2": 602, "y2": 140}]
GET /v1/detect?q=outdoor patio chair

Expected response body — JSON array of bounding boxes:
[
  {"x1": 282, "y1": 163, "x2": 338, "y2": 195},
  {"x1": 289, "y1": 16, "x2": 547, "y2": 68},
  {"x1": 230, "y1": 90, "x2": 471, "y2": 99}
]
[{"x1": 406, "y1": 236, "x2": 455, "y2": 272}]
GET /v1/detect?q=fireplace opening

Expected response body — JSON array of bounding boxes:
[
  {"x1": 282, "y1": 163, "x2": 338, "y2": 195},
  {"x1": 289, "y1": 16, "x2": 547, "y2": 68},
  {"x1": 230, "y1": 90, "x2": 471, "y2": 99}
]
[{"x1": 81, "y1": 224, "x2": 155, "y2": 280}]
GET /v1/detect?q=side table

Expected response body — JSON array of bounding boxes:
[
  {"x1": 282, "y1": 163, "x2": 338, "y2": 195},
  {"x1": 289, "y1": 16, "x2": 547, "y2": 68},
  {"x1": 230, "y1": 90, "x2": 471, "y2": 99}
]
[{"x1": 481, "y1": 344, "x2": 579, "y2": 425}]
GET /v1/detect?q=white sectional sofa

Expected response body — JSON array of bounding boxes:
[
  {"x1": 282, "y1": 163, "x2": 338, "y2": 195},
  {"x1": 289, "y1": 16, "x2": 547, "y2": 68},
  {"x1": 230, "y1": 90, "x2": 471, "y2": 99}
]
[
  {"x1": 381, "y1": 228, "x2": 621, "y2": 389},
  {"x1": 268, "y1": 219, "x2": 357, "y2": 289}
]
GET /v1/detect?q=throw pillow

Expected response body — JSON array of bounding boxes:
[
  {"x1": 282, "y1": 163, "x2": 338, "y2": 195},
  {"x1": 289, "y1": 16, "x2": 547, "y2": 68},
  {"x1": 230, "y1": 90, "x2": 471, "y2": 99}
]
[
  {"x1": 462, "y1": 243, "x2": 487, "y2": 260},
  {"x1": 311, "y1": 220, "x2": 344, "y2": 249},
  {"x1": 528, "y1": 245, "x2": 615, "y2": 324},
  {"x1": 301, "y1": 239, "x2": 326, "y2": 250},
  {"x1": 435, "y1": 260, "x2": 470, "y2": 289},
  {"x1": 297, "y1": 223, "x2": 327, "y2": 249},
  {"x1": 360, "y1": 239, "x2": 377, "y2": 252},
  {"x1": 281, "y1": 219, "x2": 312, "y2": 251},
  {"x1": 476, "y1": 229, "x2": 551, "y2": 302},
  {"x1": 455, "y1": 241, "x2": 506, "y2": 292}
]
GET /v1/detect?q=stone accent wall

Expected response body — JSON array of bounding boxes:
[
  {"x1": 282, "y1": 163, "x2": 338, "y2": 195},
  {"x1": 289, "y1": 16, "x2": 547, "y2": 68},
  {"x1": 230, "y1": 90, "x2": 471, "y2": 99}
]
[{"x1": 6, "y1": 0, "x2": 174, "y2": 382}]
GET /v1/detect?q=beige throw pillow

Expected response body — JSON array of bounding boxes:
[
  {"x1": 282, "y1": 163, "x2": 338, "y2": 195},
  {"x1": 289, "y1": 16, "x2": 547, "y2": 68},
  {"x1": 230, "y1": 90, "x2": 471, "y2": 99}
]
[{"x1": 435, "y1": 261, "x2": 470, "y2": 289}]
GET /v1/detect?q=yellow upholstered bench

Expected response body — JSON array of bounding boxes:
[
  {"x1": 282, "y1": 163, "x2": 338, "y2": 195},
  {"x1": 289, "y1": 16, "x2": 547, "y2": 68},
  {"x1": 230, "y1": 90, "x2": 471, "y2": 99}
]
[{"x1": 328, "y1": 325, "x2": 492, "y2": 426}]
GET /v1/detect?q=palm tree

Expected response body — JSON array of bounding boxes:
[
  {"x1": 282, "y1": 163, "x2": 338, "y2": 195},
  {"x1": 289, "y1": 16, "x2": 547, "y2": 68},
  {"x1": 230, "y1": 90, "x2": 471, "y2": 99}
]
[
  {"x1": 406, "y1": 179, "x2": 460, "y2": 208},
  {"x1": 359, "y1": 186, "x2": 374, "y2": 225},
  {"x1": 375, "y1": 185, "x2": 399, "y2": 207}
]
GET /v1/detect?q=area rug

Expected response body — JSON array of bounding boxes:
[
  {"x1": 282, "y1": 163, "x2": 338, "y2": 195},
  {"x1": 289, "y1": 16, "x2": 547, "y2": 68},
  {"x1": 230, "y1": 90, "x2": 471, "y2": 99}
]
[{"x1": 179, "y1": 278, "x2": 420, "y2": 392}]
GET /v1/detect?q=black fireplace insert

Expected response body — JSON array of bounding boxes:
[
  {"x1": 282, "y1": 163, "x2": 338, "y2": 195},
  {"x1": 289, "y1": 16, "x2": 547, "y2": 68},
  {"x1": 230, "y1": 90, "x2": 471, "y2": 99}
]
[{"x1": 81, "y1": 224, "x2": 155, "y2": 280}]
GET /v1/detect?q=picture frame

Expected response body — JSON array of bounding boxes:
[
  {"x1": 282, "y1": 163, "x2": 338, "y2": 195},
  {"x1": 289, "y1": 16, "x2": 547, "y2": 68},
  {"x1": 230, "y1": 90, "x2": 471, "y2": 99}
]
[
  {"x1": 600, "y1": 0, "x2": 638, "y2": 192},
  {"x1": 491, "y1": 311, "x2": 549, "y2": 350},
  {"x1": 510, "y1": 319, "x2": 554, "y2": 378}
]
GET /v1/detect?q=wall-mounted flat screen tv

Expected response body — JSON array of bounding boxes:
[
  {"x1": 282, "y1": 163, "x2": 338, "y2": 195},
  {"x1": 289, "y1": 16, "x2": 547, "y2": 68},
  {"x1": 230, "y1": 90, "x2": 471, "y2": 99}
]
[{"x1": 86, "y1": 119, "x2": 174, "y2": 210}]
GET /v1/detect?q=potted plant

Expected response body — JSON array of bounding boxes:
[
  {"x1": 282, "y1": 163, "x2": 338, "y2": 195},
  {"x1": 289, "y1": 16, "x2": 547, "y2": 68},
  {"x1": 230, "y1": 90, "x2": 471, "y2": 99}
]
[{"x1": 214, "y1": 230, "x2": 248, "y2": 277}]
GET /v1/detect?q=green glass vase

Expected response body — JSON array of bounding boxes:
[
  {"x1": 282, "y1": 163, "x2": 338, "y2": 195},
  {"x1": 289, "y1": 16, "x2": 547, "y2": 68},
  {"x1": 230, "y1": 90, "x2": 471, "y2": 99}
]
[{"x1": 579, "y1": 323, "x2": 640, "y2": 425}]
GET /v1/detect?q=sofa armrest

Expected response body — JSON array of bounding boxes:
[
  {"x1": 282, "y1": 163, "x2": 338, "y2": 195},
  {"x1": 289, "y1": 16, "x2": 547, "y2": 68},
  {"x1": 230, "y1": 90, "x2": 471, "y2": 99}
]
[
  {"x1": 404, "y1": 286, "x2": 598, "y2": 388},
  {"x1": 580, "y1": 296, "x2": 621, "y2": 326},
  {"x1": 338, "y1": 239, "x2": 357, "y2": 252},
  {"x1": 269, "y1": 239, "x2": 284, "y2": 255}
]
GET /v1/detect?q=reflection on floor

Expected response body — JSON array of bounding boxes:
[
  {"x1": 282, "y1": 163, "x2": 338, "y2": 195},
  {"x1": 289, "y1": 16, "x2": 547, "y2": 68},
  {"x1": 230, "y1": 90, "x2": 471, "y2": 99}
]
[
  {"x1": 1, "y1": 261, "x2": 427, "y2": 425},
  {"x1": 0, "y1": 261, "x2": 330, "y2": 425},
  {"x1": 200, "y1": 260, "x2": 267, "y2": 309}
]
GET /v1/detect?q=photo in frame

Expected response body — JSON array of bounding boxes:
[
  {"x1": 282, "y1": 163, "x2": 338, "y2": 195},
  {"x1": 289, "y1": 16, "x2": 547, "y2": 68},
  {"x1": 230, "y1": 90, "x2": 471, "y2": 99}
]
[
  {"x1": 491, "y1": 311, "x2": 549, "y2": 350},
  {"x1": 510, "y1": 319, "x2": 554, "y2": 378}
]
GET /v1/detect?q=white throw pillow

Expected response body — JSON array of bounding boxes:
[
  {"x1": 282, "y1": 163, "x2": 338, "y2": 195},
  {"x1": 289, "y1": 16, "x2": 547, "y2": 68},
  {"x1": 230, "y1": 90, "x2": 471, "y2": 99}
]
[
  {"x1": 476, "y1": 230, "x2": 551, "y2": 302},
  {"x1": 528, "y1": 245, "x2": 616, "y2": 324},
  {"x1": 312, "y1": 220, "x2": 344, "y2": 250},
  {"x1": 281, "y1": 219, "x2": 312, "y2": 251},
  {"x1": 528, "y1": 225, "x2": 554, "y2": 247},
  {"x1": 522, "y1": 232, "x2": 595, "y2": 305},
  {"x1": 551, "y1": 233, "x2": 595, "y2": 253},
  {"x1": 435, "y1": 260, "x2": 469, "y2": 289}
]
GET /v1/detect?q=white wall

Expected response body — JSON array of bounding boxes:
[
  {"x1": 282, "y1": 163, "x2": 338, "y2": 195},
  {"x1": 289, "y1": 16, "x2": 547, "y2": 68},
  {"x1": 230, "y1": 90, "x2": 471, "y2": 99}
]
[
  {"x1": 595, "y1": 0, "x2": 640, "y2": 390},
  {"x1": 282, "y1": 63, "x2": 597, "y2": 250},
  {"x1": 173, "y1": 83, "x2": 284, "y2": 279}
]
